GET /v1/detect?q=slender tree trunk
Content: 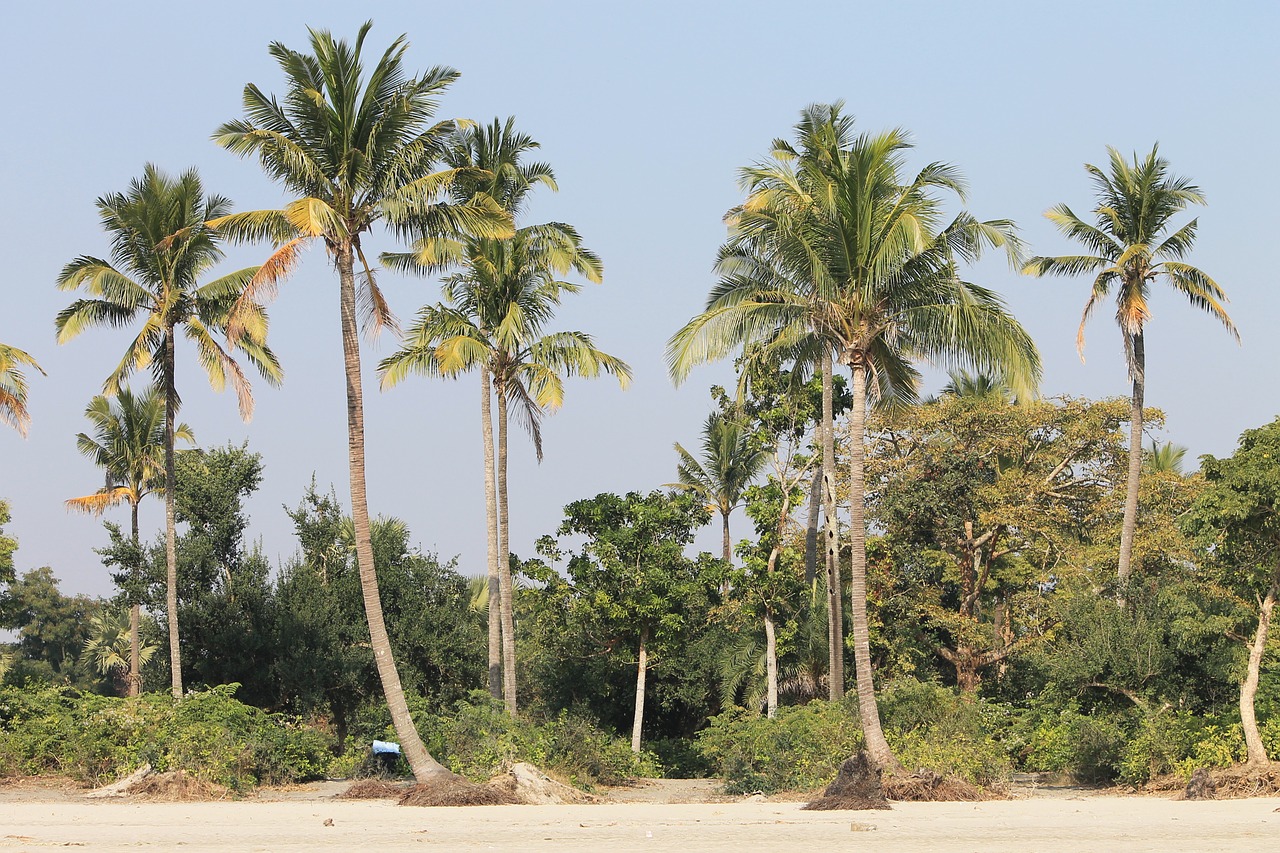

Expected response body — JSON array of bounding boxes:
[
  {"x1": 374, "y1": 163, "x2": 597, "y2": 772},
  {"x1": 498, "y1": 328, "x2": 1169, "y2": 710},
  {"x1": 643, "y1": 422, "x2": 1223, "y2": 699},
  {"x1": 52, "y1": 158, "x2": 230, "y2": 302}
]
[
  {"x1": 821, "y1": 352, "x2": 844, "y2": 699},
  {"x1": 480, "y1": 366, "x2": 502, "y2": 700},
  {"x1": 804, "y1": 464, "x2": 823, "y2": 585},
  {"x1": 495, "y1": 385, "x2": 518, "y2": 715},
  {"x1": 1242, "y1": 565, "x2": 1279, "y2": 766},
  {"x1": 764, "y1": 607, "x2": 779, "y2": 718},
  {"x1": 1117, "y1": 330, "x2": 1145, "y2": 589},
  {"x1": 163, "y1": 329, "x2": 182, "y2": 700},
  {"x1": 722, "y1": 510, "x2": 732, "y2": 564},
  {"x1": 128, "y1": 500, "x2": 141, "y2": 698},
  {"x1": 763, "y1": 467, "x2": 795, "y2": 718},
  {"x1": 631, "y1": 627, "x2": 649, "y2": 753},
  {"x1": 336, "y1": 245, "x2": 450, "y2": 783},
  {"x1": 847, "y1": 361, "x2": 898, "y2": 771}
]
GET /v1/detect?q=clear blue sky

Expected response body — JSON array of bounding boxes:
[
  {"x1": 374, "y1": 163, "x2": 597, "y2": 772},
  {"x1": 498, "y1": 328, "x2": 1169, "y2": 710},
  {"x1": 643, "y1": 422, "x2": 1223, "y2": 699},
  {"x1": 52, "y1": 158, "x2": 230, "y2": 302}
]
[{"x1": 2, "y1": 0, "x2": 1276, "y2": 598}]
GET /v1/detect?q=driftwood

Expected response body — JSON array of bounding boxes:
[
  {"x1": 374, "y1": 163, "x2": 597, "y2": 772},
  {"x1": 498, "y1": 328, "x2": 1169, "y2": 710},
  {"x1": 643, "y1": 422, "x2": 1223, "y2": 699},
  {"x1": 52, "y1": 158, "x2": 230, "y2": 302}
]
[
  {"x1": 1182, "y1": 768, "x2": 1216, "y2": 800},
  {"x1": 85, "y1": 764, "x2": 152, "y2": 799}
]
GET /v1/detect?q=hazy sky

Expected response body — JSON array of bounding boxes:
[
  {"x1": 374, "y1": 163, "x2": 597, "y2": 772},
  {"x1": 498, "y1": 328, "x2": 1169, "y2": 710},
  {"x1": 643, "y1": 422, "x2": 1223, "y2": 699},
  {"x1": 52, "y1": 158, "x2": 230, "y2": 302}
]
[{"x1": 2, "y1": 1, "x2": 1277, "y2": 598}]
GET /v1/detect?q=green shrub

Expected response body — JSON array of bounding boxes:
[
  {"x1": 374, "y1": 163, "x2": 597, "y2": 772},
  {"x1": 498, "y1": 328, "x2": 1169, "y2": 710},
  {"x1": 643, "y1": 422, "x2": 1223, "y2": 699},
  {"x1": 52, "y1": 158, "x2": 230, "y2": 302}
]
[
  {"x1": 1024, "y1": 707, "x2": 1129, "y2": 783},
  {"x1": 696, "y1": 701, "x2": 864, "y2": 794},
  {"x1": 879, "y1": 681, "x2": 1012, "y2": 785},
  {"x1": 0, "y1": 684, "x2": 332, "y2": 791}
]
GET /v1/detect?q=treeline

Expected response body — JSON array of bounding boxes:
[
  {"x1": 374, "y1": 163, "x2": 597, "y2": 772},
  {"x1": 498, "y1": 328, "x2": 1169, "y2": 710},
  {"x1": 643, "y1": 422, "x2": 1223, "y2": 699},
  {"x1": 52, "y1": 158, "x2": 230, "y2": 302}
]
[{"x1": 1, "y1": 21, "x2": 1277, "y2": 793}]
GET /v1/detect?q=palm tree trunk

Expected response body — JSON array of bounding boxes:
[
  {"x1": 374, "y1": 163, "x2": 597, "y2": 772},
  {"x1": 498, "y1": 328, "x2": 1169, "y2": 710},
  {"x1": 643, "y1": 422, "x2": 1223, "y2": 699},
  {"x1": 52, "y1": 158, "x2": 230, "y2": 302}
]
[
  {"x1": 821, "y1": 352, "x2": 844, "y2": 699},
  {"x1": 848, "y1": 361, "x2": 898, "y2": 771},
  {"x1": 804, "y1": 465, "x2": 822, "y2": 585},
  {"x1": 336, "y1": 245, "x2": 450, "y2": 783},
  {"x1": 1117, "y1": 330, "x2": 1145, "y2": 589},
  {"x1": 480, "y1": 365, "x2": 501, "y2": 700},
  {"x1": 722, "y1": 510, "x2": 732, "y2": 564},
  {"x1": 631, "y1": 626, "x2": 649, "y2": 753},
  {"x1": 163, "y1": 329, "x2": 182, "y2": 700},
  {"x1": 495, "y1": 384, "x2": 518, "y2": 715},
  {"x1": 129, "y1": 500, "x2": 141, "y2": 698},
  {"x1": 1242, "y1": 563, "x2": 1279, "y2": 766}
]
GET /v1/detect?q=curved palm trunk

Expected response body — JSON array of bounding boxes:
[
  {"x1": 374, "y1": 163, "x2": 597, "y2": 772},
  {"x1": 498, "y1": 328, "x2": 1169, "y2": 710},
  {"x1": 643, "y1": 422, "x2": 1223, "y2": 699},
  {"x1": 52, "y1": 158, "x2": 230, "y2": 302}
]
[
  {"x1": 336, "y1": 246, "x2": 450, "y2": 782},
  {"x1": 631, "y1": 626, "x2": 649, "y2": 753},
  {"x1": 1117, "y1": 331, "x2": 1145, "y2": 589},
  {"x1": 480, "y1": 366, "x2": 502, "y2": 700},
  {"x1": 821, "y1": 352, "x2": 844, "y2": 699},
  {"x1": 163, "y1": 330, "x2": 182, "y2": 700},
  {"x1": 495, "y1": 385, "x2": 518, "y2": 715},
  {"x1": 848, "y1": 362, "x2": 898, "y2": 771},
  {"x1": 1242, "y1": 563, "x2": 1280, "y2": 766},
  {"x1": 128, "y1": 499, "x2": 141, "y2": 698}
]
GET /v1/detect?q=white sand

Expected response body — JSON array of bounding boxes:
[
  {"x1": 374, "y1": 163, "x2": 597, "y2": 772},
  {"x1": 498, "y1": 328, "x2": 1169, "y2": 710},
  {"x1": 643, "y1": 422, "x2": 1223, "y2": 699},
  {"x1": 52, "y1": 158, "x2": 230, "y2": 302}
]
[{"x1": 2, "y1": 794, "x2": 1279, "y2": 852}]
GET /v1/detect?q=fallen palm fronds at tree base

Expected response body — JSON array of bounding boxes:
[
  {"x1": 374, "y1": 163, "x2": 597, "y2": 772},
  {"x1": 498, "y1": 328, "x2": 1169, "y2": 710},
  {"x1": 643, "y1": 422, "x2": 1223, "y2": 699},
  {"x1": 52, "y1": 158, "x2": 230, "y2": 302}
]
[
  {"x1": 398, "y1": 779, "x2": 519, "y2": 806},
  {"x1": 1140, "y1": 763, "x2": 1280, "y2": 799},
  {"x1": 883, "y1": 769, "x2": 999, "y2": 802},
  {"x1": 337, "y1": 780, "x2": 406, "y2": 800}
]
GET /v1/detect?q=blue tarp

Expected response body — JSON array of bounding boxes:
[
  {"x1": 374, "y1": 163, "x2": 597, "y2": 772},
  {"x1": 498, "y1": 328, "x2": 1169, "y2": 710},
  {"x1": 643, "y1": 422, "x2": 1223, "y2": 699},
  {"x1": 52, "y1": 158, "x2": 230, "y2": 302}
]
[{"x1": 371, "y1": 740, "x2": 401, "y2": 755}]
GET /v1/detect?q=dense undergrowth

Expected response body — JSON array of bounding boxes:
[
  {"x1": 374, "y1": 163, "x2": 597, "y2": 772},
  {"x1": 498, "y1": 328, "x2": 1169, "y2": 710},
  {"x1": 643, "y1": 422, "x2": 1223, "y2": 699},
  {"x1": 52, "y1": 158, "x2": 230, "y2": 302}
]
[{"x1": 3, "y1": 680, "x2": 1278, "y2": 795}]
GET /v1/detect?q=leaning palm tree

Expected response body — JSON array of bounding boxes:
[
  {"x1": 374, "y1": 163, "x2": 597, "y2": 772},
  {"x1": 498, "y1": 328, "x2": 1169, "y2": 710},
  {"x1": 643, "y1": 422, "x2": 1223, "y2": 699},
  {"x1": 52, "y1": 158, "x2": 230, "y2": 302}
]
[
  {"x1": 214, "y1": 23, "x2": 510, "y2": 782},
  {"x1": 66, "y1": 388, "x2": 192, "y2": 696},
  {"x1": 669, "y1": 103, "x2": 1040, "y2": 771},
  {"x1": 56, "y1": 165, "x2": 280, "y2": 700},
  {"x1": 0, "y1": 343, "x2": 44, "y2": 437},
  {"x1": 381, "y1": 226, "x2": 630, "y2": 715},
  {"x1": 1024, "y1": 146, "x2": 1236, "y2": 586},
  {"x1": 669, "y1": 410, "x2": 769, "y2": 563}
]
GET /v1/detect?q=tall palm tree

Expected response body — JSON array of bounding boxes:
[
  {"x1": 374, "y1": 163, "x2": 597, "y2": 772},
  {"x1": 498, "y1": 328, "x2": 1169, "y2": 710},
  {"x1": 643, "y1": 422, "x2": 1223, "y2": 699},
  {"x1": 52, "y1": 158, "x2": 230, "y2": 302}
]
[
  {"x1": 382, "y1": 118, "x2": 556, "y2": 704},
  {"x1": 669, "y1": 410, "x2": 769, "y2": 563},
  {"x1": 0, "y1": 343, "x2": 44, "y2": 437},
  {"x1": 56, "y1": 165, "x2": 280, "y2": 700},
  {"x1": 1024, "y1": 146, "x2": 1236, "y2": 587},
  {"x1": 669, "y1": 103, "x2": 1039, "y2": 771},
  {"x1": 380, "y1": 152, "x2": 630, "y2": 713},
  {"x1": 65, "y1": 388, "x2": 192, "y2": 696},
  {"x1": 214, "y1": 23, "x2": 510, "y2": 782}
]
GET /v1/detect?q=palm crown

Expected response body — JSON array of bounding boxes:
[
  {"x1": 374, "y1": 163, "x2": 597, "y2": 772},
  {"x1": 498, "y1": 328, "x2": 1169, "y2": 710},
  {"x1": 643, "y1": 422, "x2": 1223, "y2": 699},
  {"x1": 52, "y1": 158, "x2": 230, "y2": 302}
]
[{"x1": 0, "y1": 343, "x2": 44, "y2": 437}]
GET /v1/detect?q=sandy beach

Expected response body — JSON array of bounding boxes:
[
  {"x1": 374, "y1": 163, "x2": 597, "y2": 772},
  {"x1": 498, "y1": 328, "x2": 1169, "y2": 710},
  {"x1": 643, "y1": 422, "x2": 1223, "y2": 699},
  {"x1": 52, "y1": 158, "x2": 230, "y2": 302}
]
[{"x1": 2, "y1": 782, "x2": 1278, "y2": 852}]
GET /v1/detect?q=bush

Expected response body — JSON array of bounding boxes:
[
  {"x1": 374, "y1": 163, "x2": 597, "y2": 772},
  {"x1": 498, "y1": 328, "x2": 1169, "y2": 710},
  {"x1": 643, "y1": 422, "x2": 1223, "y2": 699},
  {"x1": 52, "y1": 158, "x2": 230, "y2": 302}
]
[
  {"x1": 879, "y1": 681, "x2": 1012, "y2": 785},
  {"x1": 0, "y1": 684, "x2": 332, "y2": 791},
  {"x1": 1024, "y1": 706, "x2": 1129, "y2": 783},
  {"x1": 696, "y1": 701, "x2": 864, "y2": 794}
]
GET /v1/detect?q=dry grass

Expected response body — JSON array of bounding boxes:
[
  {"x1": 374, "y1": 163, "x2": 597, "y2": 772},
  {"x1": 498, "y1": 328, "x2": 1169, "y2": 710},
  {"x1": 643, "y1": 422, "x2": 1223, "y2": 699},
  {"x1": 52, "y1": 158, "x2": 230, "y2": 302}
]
[
  {"x1": 398, "y1": 779, "x2": 519, "y2": 807},
  {"x1": 1146, "y1": 764, "x2": 1280, "y2": 800},
  {"x1": 126, "y1": 772, "x2": 229, "y2": 802},
  {"x1": 337, "y1": 780, "x2": 405, "y2": 800},
  {"x1": 884, "y1": 770, "x2": 1002, "y2": 802}
]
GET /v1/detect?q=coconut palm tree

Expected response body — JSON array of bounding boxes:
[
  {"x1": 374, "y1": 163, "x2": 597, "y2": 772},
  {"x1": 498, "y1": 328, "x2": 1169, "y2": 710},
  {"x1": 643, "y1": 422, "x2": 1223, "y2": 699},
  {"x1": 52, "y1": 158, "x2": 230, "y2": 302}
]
[
  {"x1": 66, "y1": 388, "x2": 192, "y2": 696},
  {"x1": 56, "y1": 164, "x2": 280, "y2": 700},
  {"x1": 1146, "y1": 439, "x2": 1188, "y2": 475},
  {"x1": 381, "y1": 117, "x2": 557, "y2": 704},
  {"x1": 669, "y1": 410, "x2": 769, "y2": 563},
  {"x1": 669, "y1": 103, "x2": 1039, "y2": 771},
  {"x1": 1024, "y1": 146, "x2": 1236, "y2": 587},
  {"x1": 0, "y1": 343, "x2": 44, "y2": 437},
  {"x1": 381, "y1": 221, "x2": 630, "y2": 715},
  {"x1": 213, "y1": 23, "x2": 510, "y2": 782}
]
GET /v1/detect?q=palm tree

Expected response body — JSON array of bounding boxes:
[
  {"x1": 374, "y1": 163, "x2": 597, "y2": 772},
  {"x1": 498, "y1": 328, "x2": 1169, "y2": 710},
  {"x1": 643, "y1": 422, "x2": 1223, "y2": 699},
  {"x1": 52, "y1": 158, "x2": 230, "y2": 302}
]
[
  {"x1": 669, "y1": 103, "x2": 1039, "y2": 771},
  {"x1": 669, "y1": 410, "x2": 769, "y2": 563},
  {"x1": 214, "y1": 23, "x2": 510, "y2": 782},
  {"x1": 56, "y1": 165, "x2": 280, "y2": 700},
  {"x1": 1024, "y1": 146, "x2": 1236, "y2": 587},
  {"x1": 65, "y1": 388, "x2": 192, "y2": 696},
  {"x1": 380, "y1": 123, "x2": 630, "y2": 712},
  {"x1": 382, "y1": 118, "x2": 557, "y2": 704},
  {"x1": 81, "y1": 609, "x2": 158, "y2": 694},
  {"x1": 0, "y1": 343, "x2": 44, "y2": 437},
  {"x1": 1146, "y1": 439, "x2": 1188, "y2": 475}
]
